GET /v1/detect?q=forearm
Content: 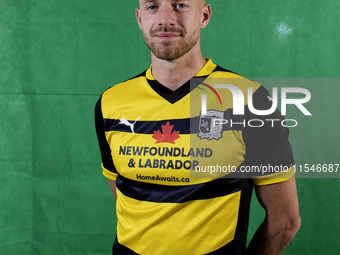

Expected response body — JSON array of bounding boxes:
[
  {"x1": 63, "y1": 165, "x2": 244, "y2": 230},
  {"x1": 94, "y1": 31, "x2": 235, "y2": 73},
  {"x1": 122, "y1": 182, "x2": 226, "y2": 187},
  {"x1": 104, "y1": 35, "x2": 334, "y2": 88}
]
[
  {"x1": 108, "y1": 179, "x2": 117, "y2": 200},
  {"x1": 247, "y1": 216, "x2": 301, "y2": 255}
]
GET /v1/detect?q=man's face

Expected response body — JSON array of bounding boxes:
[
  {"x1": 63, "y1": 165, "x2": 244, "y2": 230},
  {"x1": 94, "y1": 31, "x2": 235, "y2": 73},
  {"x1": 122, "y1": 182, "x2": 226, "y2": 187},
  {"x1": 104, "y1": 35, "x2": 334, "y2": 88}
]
[{"x1": 136, "y1": 0, "x2": 210, "y2": 61}]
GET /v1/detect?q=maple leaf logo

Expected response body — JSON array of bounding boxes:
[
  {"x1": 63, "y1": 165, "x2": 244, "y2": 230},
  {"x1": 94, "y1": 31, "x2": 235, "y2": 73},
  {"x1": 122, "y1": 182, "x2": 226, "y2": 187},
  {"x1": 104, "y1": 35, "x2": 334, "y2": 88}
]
[{"x1": 152, "y1": 121, "x2": 180, "y2": 144}]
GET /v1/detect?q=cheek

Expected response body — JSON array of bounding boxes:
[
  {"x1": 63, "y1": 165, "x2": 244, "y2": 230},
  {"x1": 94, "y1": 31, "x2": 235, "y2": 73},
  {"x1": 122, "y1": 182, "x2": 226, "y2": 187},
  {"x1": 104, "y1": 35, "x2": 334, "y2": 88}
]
[
  {"x1": 182, "y1": 13, "x2": 202, "y2": 29},
  {"x1": 138, "y1": 15, "x2": 150, "y2": 31},
  {"x1": 184, "y1": 20, "x2": 201, "y2": 35}
]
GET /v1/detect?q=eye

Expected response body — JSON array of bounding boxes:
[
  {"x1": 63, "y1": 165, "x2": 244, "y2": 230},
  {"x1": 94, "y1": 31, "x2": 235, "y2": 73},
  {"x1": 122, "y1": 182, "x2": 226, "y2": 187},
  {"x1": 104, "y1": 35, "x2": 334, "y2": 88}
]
[
  {"x1": 146, "y1": 5, "x2": 158, "y2": 11},
  {"x1": 176, "y1": 3, "x2": 187, "y2": 9}
]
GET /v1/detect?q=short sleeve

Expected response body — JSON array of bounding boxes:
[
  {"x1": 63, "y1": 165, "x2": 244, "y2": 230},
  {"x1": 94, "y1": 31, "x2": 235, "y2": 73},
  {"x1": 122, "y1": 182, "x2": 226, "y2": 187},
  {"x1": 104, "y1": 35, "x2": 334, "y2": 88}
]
[
  {"x1": 95, "y1": 96, "x2": 118, "y2": 181},
  {"x1": 242, "y1": 85, "x2": 295, "y2": 186}
]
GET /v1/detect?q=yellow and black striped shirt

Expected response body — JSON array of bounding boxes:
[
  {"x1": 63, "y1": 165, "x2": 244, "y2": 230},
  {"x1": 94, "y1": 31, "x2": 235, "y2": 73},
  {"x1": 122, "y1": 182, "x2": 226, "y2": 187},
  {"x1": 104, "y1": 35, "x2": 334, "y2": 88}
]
[{"x1": 95, "y1": 59, "x2": 294, "y2": 254}]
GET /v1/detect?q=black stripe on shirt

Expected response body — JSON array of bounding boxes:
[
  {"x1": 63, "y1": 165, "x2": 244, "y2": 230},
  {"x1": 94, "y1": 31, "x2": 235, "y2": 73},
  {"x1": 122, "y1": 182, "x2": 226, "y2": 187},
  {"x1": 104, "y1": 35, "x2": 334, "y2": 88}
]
[
  {"x1": 116, "y1": 175, "x2": 242, "y2": 203},
  {"x1": 103, "y1": 111, "x2": 244, "y2": 135}
]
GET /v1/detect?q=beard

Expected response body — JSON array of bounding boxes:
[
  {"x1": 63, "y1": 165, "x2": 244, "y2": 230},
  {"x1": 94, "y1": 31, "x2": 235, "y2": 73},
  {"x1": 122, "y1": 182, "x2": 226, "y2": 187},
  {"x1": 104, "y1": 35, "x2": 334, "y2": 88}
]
[{"x1": 143, "y1": 26, "x2": 200, "y2": 61}]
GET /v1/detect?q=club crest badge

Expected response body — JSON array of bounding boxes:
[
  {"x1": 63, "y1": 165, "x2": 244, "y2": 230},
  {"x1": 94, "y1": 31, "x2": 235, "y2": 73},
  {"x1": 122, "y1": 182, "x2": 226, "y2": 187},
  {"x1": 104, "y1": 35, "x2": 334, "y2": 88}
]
[{"x1": 197, "y1": 110, "x2": 224, "y2": 140}]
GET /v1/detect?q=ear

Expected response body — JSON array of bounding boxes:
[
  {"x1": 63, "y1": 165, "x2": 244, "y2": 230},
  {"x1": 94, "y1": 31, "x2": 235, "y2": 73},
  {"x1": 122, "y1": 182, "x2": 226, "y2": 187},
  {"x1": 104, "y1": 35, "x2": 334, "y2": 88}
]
[
  {"x1": 199, "y1": 4, "x2": 211, "y2": 29},
  {"x1": 136, "y1": 8, "x2": 143, "y2": 30}
]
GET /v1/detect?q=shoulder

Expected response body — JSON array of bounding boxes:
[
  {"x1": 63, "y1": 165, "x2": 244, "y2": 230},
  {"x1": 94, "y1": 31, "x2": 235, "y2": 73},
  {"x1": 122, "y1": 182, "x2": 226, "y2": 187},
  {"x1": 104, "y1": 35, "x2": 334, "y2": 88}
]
[
  {"x1": 101, "y1": 70, "x2": 147, "y2": 99},
  {"x1": 96, "y1": 70, "x2": 150, "y2": 119},
  {"x1": 208, "y1": 64, "x2": 264, "y2": 102}
]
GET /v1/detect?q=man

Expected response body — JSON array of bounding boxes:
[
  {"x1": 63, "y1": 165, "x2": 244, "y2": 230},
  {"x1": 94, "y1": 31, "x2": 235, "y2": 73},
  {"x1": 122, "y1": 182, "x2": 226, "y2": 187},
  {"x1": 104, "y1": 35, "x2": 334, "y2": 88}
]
[{"x1": 95, "y1": 0, "x2": 301, "y2": 254}]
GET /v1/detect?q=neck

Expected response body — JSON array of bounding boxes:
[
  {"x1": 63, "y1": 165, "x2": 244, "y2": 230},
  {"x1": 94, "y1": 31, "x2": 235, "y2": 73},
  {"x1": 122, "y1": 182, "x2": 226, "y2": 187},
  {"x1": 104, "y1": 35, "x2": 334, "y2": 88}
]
[{"x1": 150, "y1": 44, "x2": 206, "y2": 91}]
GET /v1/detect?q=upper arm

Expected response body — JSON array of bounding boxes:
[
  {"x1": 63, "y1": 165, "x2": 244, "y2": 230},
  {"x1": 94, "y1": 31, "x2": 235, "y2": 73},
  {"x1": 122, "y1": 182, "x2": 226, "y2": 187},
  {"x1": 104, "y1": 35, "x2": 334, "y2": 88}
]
[
  {"x1": 254, "y1": 178, "x2": 300, "y2": 228},
  {"x1": 96, "y1": 97, "x2": 118, "y2": 201},
  {"x1": 95, "y1": 96, "x2": 118, "y2": 180}
]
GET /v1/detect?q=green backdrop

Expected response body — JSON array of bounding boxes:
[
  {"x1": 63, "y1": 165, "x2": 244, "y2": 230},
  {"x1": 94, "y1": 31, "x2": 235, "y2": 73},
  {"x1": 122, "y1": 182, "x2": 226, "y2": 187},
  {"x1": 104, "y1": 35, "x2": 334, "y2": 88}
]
[{"x1": 1, "y1": 0, "x2": 339, "y2": 254}]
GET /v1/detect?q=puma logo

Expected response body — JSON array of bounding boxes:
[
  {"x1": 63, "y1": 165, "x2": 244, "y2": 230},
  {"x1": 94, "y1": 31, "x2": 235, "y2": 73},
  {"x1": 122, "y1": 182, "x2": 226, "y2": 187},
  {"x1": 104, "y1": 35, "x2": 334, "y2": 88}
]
[{"x1": 119, "y1": 117, "x2": 141, "y2": 134}]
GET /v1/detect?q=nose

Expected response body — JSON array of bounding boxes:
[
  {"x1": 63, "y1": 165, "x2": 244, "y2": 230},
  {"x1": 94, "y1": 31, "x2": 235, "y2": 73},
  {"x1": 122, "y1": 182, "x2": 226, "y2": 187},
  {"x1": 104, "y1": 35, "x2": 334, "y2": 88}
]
[{"x1": 157, "y1": 5, "x2": 175, "y2": 27}]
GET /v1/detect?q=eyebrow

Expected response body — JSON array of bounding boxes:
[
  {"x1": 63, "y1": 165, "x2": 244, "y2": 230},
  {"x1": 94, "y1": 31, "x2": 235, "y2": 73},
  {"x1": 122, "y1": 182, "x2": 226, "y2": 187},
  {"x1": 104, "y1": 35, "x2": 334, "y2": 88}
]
[
  {"x1": 141, "y1": 0, "x2": 157, "y2": 4},
  {"x1": 141, "y1": 0, "x2": 190, "y2": 4}
]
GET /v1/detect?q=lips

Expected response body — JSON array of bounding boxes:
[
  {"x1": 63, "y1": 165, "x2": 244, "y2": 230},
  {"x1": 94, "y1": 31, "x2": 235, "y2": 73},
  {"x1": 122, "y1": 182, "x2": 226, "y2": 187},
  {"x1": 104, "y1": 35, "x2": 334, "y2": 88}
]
[
  {"x1": 155, "y1": 32, "x2": 180, "y2": 36},
  {"x1": 155, "y1": 32, "x2": 180, "y2": 38}
]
